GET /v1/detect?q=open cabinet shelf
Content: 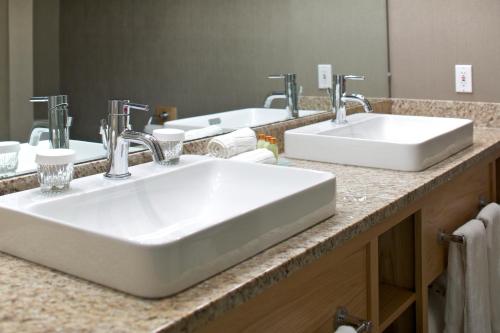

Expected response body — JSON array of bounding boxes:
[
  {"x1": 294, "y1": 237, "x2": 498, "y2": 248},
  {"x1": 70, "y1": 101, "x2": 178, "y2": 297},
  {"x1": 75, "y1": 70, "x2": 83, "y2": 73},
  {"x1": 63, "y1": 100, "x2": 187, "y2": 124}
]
[
  {"x1": 378, "y1": 214, "x2": 417, "y2": 332},
  {"x1": 379, "y1": 284, "x2": 416, "y2": 331}
]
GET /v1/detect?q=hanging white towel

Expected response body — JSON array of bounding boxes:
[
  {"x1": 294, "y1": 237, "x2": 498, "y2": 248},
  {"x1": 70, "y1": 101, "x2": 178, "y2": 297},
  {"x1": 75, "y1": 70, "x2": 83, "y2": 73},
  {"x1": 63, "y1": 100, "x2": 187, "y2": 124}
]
[
  {"x1": 478, "y1": 203, "x2": 500, "y2": 333},
  {"x1": 207, "y1": 128, "x2": 257, "y2": 159},
  {"x1": 429, "y1": 273, "x2": 447, "y2": 333},
  {"x1": 444, "y1": 219, "x2": 492, "y2": 333}
]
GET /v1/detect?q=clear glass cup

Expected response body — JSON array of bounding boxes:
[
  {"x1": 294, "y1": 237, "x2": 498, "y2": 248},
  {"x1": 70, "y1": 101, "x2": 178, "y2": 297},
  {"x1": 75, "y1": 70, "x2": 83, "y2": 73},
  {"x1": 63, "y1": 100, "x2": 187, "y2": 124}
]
[
  {"x1": 0, "y1": 151, "x2": 19, "y2": 176},
  {"x1": 153, "y1": 129, "x2": 185, "y2": 166},
  {"x1": 37, "y1": 163, "x2": 74, "y2": 193},
  {"x1": 159, "y1": 140, "x2": 183, "y2": 165}
]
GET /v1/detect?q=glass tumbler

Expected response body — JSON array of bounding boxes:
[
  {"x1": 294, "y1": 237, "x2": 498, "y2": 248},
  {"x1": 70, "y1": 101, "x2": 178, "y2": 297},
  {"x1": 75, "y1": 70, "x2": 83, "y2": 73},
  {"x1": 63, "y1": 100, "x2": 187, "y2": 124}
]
[
  {"x1": 0, "y1": 141, "x2": 20, "y2": 177},
  {"x1": 153, "y1": 128, "x2": 185, "y2": 165},
  {"x1": 35, "y1": 149, "x2": 76, "y2": 193}
]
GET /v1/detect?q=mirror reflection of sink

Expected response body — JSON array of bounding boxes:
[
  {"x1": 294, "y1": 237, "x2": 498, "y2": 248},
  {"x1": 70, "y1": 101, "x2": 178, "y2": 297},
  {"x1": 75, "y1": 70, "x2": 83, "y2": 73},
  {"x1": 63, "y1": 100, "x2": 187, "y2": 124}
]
[
  {"x1": 285, "y1": 113, "x2": 473, "y2": 171},
  {"x1": 11, "y1": 140, "x2": 142, "y2": 176},
  {"x1": 0, "y1": 155, "x2": 336, "y2": 298},
  {"x1": 164, "y1": 108, "x2": 324, "y2": 132}
]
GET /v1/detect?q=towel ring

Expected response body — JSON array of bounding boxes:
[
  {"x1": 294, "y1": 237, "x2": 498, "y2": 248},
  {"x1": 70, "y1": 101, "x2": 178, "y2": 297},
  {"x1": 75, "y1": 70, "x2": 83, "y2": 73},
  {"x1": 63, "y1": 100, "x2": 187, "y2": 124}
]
[{"x1": 335, "y1": 307, "x2": 372, "y2": 333}]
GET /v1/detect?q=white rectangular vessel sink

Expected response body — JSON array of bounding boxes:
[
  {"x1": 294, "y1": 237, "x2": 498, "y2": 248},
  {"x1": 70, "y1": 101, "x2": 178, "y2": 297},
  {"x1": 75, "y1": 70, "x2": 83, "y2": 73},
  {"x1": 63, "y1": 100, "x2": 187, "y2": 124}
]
[
  {"x1": 0, "y1": 155, "x2": 335, "y2": 298},
  {"x1": 164, "y1": 108, "x2": 322, "y2": 131},
  {"x1": 285, "y1": 113, "x2": 473, "y2": 171}
]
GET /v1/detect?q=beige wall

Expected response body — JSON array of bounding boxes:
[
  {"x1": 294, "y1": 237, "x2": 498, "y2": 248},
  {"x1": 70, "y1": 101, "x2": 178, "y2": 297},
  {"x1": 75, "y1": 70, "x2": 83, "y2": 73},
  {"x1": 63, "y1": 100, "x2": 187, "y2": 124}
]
[
  {"x1": 0, "y1": 0, "x2": 9, "y2": 140},
  {"x1": 60, "y1": 0, "x2": 389, "y2": 141},
  {"x1": 388, "y1": 0, "x2": 500, "y2": 102},
  {"x1": 8, "y1": 0, "x2": 34, "y2": 141}
]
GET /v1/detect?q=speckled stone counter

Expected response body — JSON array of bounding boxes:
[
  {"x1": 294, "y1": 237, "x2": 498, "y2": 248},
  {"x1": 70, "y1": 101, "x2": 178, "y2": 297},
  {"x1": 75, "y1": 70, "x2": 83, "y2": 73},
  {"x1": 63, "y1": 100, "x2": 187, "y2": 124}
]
[
  {"x1": 1, "y1": 124, "x2": 500, "y2": 332},
  {"x1": 391, "y1": 98, "x2": 500, "y2": 128}
]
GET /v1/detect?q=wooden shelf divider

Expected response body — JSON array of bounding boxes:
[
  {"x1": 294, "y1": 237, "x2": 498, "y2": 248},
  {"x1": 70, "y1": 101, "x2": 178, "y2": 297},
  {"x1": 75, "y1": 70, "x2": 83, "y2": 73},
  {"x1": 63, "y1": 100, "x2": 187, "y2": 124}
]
[{"x1": 379, "y1": 284, "x2": 416, "y2": 332}]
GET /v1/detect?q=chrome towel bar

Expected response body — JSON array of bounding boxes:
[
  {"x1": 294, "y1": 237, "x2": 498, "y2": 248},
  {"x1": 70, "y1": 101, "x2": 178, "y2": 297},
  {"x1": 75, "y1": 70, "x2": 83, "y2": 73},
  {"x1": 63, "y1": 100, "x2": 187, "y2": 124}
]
[
  {"x1": 438, "y1": 197, "x2": 490, "y2": 245},
  {"x1": 438, "y1": 229, "x2": 465, "y2": 245},
  {"x1": 335, "y1": 307, "x2": 372, "y2": 332}
]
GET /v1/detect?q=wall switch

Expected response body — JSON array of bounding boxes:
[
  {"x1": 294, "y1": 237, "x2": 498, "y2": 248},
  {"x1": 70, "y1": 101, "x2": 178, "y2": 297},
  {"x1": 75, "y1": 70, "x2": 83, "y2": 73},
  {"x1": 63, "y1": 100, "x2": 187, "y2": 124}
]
[
  {"x1": 318, "y1": 64, "x2": 333, "y2": 89},
  {"x1": 455, "y1": 65, "x2": 472, "y2": 93}
]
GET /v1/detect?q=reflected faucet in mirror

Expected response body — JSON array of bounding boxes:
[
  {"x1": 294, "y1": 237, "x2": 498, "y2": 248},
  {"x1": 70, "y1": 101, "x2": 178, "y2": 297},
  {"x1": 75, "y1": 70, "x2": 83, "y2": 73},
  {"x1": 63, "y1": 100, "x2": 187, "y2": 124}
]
[
  {"x1": 101, "y1": 100, "x2": 165, "y2": 179},
  {"x1": 28, "y1": 127, "x2": 49, "y2": 146},
  {"x1": 330, "y1": 74, "x2": 373, "y2": 124},
  {"x1": 29, "y1": 95, "x2": 71, "y2": 148},
  {"x1": 266, "y1": 73, "x2": 301, "y2": 118}
]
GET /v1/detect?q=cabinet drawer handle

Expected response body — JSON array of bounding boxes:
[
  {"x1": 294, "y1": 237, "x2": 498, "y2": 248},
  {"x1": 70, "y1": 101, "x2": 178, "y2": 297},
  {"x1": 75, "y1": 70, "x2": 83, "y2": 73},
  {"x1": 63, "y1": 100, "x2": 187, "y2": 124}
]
[{"x1": 335, "y1": 307, "x2": 372, "y2": 332}]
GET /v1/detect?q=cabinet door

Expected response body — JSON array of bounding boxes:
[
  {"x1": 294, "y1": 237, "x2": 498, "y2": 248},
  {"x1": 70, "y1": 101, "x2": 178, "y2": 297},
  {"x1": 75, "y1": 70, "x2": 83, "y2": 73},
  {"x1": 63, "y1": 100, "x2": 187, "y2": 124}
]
[
  {"x1": 421, "y1": 161, "x2": 494, "y2": 284},
  {"x1": 195, "y1": 244, "x2": 369, "y2": 333}
]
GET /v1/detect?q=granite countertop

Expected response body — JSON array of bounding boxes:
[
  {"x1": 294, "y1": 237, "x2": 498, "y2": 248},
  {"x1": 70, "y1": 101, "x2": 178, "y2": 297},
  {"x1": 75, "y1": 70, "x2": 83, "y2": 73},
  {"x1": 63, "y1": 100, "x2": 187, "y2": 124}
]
[{"x1": 1, "y1": 127, "x2": 500, "y2": 333}]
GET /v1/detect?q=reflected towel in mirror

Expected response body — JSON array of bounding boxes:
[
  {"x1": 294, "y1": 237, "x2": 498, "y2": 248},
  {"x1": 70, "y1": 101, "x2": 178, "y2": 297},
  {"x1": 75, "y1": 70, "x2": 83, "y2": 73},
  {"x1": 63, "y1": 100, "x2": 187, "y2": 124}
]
[{"x1": 207, "y1": 128, "x2": 257, "y2": 159}]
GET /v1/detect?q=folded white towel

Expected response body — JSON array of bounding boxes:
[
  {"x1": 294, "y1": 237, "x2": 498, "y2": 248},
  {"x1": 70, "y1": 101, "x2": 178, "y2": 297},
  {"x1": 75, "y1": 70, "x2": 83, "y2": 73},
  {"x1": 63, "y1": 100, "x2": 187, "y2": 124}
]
[
  {"x1": 445, "y1": 219, "x2": 492, "y2": 333},
  {"x1": 478, "y1": 203, "x2": 500, "y2": 333},
  {"x1": 334, "y1": 326, "x2": 356, "y2": 333},
  {"x1": 229, "y1": 148, "x2": 276, "y2": 164},
  {"x1": 207, "y1": 128, "x2": 257, "y2": 159},
  {"x1": 185, "y1": 125, "x2": 224, "y2": 141}
]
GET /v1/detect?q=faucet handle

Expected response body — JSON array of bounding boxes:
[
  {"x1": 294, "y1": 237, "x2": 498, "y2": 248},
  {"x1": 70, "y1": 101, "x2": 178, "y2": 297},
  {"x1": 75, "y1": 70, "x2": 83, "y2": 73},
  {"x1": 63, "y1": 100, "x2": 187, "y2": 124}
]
[
  {"x1": 344, "y1": 75, "x2": 365, "y2": 81},
  {"x1": 268, "y1": 74, "x2": 285, "y2": 79},
  {"x1": 30, "y1": 96, "x2": 50, "y2": 103},
  {"x1": 268, "y1": 73, "x2": 297, "y2": 81},
  {"x1": 30, "y1": 95, "x2": 69, "y2": 108},
  {"x1": 108, "y1": 100, "x2": 150, "y2": 116},
  {"x1": 124, "y1": 102, "x2": 150, "y2": 112}
]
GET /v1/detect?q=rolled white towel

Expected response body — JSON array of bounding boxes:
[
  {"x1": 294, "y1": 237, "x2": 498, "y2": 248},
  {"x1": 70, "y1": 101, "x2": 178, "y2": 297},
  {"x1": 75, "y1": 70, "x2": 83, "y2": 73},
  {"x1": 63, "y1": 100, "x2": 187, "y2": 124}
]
[
  {"x1": 229, "y1": 148, "x2": 276, "y2": 164},
  {"x1": 335, "y1": 326, "x2": 356, "y2": 333},
  {"x1": 207, "y1": 128, "x2": 257, "y2": 159},
  {"x1": 185, "y1": 125, "x2": 224, "y2": 141}
]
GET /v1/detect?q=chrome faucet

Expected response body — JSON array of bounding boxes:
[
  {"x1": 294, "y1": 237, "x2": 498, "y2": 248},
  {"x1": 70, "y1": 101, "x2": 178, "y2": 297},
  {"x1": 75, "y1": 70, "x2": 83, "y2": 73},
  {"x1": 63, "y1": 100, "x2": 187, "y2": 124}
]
[
  {"x1": 266, "y1": 73, "x2": 301, "y2": 118},
  {"x1": 100, "y1": 100, "x2": 165, "y2": 179},
  {"x1": 330, "y1": 75, "x2": 373, "y2": 124},
  {"x1": 29, "y1": 95, "x2": 71, "y2": 148}
]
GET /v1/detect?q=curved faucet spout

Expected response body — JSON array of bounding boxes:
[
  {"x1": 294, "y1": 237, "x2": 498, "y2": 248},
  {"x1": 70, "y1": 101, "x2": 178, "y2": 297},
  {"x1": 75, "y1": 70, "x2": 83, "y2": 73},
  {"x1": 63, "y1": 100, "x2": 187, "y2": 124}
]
[
  {"x1": 263, "y1": 92, "x2": 286, "y2": 108},
  {"x1": 331, "y1": 74, "x2": 372, "y2": 124},
  {"x1": 121, "y1": 130, "x2": 165, "y2": 163},
  {"x1": 342, "y1": 94, "x2": 373, "y2": 114}
]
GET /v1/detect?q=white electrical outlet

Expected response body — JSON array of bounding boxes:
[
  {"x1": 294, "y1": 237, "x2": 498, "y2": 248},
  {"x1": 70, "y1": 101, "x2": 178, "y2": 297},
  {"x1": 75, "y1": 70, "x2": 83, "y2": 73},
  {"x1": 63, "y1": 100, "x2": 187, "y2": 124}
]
[
  {"x1": 455, "y1": 65, "x2": 472, "y2": 93},
  {"x1": 318, "y1": 64, "x2": 332, "y2": 89}
]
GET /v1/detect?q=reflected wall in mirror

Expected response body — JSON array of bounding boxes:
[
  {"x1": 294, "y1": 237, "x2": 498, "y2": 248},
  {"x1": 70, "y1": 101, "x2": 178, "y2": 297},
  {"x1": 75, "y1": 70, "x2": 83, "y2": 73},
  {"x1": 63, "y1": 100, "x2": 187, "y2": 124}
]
[{"x1": 0, "y1": 0, "x2": 389, "y2": 178}]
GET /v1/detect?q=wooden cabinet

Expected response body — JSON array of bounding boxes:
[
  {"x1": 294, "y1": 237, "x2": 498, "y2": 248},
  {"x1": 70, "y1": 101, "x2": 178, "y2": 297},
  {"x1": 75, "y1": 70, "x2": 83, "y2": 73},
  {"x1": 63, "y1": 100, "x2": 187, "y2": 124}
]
[
  {"x1": 420, "y1": 161, "x2": 494, "y2": 284},
  {"x1": 195, "y1": 157, "x2": 499, "y2": 333},
  {"x1": 196, "y1": 243, "x2": 370, "y2": 333}
]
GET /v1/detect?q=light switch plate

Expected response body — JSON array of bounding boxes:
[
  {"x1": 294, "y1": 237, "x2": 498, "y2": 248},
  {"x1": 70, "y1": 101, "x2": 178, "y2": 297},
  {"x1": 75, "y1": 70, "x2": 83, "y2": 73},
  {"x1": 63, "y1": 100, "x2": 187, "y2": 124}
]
[
  {"x1": 318, "y1": 64, "x2": 333, "y2": 89},
  {"x1": 455, "y1": 65, "x2": 472, "y2": 93}
]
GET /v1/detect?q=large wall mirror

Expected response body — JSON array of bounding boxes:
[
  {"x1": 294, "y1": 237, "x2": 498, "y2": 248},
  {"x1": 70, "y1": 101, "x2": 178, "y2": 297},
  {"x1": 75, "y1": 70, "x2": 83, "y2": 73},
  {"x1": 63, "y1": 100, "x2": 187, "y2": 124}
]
[{"x1": 0, "y1": 0, "x2": 389, "y2": 179}]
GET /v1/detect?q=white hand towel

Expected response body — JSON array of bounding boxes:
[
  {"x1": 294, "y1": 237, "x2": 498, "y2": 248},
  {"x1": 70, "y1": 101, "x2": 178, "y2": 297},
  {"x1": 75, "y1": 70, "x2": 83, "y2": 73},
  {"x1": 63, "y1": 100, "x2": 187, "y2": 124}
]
[
  {"x1": 334, "y1": 326, "x2": 356, "y2": 333},
  {"x1": 229, "y1": 148, "x2": 276, "y2": 164},
  {"x1": 444, "y1": 219, "x2": 492, "y2": 333},
  {"x1": 207, "y1": 127, "x2": 257, "y2": 159},
  {"x1": 184, "y1": 125, "x2": 224, "y2": 141},
  {"x1": 478, "y1": 203, "x2": 500, "y2": 333},
  {"x1": 429, "y1": 273, "x2": 447, "y2": 333}
]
